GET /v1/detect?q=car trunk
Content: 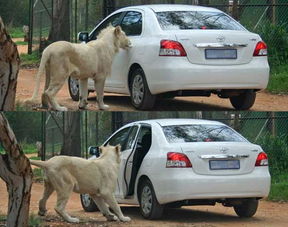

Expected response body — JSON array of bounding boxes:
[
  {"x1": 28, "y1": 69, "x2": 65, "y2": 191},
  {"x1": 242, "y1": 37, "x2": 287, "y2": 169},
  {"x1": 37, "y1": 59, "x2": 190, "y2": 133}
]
[
  {"x1": 180, "y1": 142, "x2": 261, "y2": 175},
  {"x1": 173, "y1": 30, "x2": 260, "y2": 65}
]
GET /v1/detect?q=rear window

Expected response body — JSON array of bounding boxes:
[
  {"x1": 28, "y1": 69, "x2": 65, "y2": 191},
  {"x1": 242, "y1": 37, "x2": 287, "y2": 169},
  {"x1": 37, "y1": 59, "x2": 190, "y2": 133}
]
[
  {"x1": 162, "y1": 124, "x2": 246, "y2": 143},
  {"x1": 156, "y1": 11, "x2": 244, "y2": 31}
]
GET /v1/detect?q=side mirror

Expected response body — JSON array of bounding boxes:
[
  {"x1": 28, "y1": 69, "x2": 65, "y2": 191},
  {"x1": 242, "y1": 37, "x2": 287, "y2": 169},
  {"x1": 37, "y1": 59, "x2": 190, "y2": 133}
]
[
  {"x1": 78, "y1": 32, "x2": 89, "y2": 42},
  {"x1": 88, "y1": 146, "x2": 100, "y2": 157}
]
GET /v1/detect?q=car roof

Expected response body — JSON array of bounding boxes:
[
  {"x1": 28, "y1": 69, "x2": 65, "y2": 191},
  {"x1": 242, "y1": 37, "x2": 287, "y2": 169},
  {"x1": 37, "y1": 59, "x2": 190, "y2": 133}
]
[
  {"x1": 117, "y1": 4, "x2": 221, "y2": 13},
  {"x1": 131, "y1": 119, "x2": 225, "y2": 127}
]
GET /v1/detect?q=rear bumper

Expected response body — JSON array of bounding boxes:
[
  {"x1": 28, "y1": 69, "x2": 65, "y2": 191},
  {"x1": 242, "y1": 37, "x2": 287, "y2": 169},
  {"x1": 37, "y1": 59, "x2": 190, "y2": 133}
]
[
  {"x1": 143, "y1": 57, "x2": 270, "y2": 95},
  {"x1": 152, "y1": 167, "x2": 271, "y2": 204}
]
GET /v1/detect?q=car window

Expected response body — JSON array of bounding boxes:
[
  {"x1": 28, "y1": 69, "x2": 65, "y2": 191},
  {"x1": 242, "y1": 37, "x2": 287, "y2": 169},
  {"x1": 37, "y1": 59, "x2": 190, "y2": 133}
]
[
  {"x1": 156, "y1": 11, "x2": 244, "y2": 31},
  {"x1": 162, "y1": 124, "x2": 246, "y2": 143},
  {"x1": 120, "y1": 11, "x2": 142, "y2": 36},
  {"x1": 137, "y1": 126, "x2": 151, "y2": 144},
  {"x1": 90, "y1": 12, "x2": 123, "y2": 40},
  {"x1": 106, "y1": 127, "x2": 131, "y2": 150},
  {"x1": 126, "y1": 126, "x2": 139, "y2": 149}
]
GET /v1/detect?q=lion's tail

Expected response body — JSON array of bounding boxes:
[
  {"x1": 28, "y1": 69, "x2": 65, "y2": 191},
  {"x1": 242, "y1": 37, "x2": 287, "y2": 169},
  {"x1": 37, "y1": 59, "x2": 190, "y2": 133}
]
[
  {"x1": 27, "y1": 50, "x2": 50, "y2": 103},
  {"x1": 30, "y1": 160, "x2": 48, "y2": 169}
]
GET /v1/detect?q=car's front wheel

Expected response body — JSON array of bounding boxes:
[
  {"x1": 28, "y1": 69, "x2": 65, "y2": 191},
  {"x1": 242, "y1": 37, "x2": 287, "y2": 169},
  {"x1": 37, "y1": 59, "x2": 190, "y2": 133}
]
[
  {"x1": 229, "y1": 90, "x2": 256, "y2": 110},
  {"x1": 80, "y1": 194, "x2": 98, "y2": 212},
  {"x1": 139, "y1": 179, "x2": 164, "y2": 219},
  {"x1": 233, "y1": 199, "x2": 258, "y2": 218},
  {"x1": 130, "y1": 68, "x2": 156, "y2": 110},
  {"x1": 68, "y1": 77, "x2": 80, "y2": 101}
]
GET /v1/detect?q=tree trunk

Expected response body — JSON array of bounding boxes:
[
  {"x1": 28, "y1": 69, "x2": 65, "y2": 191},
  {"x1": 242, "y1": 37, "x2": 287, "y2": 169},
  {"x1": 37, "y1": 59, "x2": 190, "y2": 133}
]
[
  {"x1": 0, "y1": 113, "x2": 33, "y2": 227},
  {"x1": 141, "y1": 0, "x2": 152, "y2": 4},
  {"x1": 60, "y1": 112, "x2": 81, "y2": 157},
  {"x1": 48, "y1": 0, "x2": 70, "y2": 42},
  {"x1": 0, "y1": 17, "x2": 20, "y2": 111},
  {"x1": 198, "y1": 0, "x2": 209, "y2": 6}
]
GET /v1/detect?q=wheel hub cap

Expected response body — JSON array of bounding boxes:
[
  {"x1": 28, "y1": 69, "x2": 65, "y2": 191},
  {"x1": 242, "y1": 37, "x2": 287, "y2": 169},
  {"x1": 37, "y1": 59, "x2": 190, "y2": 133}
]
[
  {"x1": 132, "y1": 75, "x2": 144, "y2": 105},
  {"x1": 70, "y1": 78, "x2": 79, "y2": 96},
  {"x1": 141, "y1": 186, "x2": 152, "y2": 215}
]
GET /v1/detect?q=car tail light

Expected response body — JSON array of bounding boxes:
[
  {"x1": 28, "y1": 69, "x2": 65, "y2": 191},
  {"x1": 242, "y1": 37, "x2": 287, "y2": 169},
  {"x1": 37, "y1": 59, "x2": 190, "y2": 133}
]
[
  {"x1": 159, "y1": 40, "x2": 187, "y2": 57},
  {"x1": 255, "y1": 152, "x2": 268, "y2": 166},
  {"x1": 166, "y1": 152, "x2": 192, "y2": 168},
  {"x1": 253, "y1": 41, "x2": 268, "y2": 56}
]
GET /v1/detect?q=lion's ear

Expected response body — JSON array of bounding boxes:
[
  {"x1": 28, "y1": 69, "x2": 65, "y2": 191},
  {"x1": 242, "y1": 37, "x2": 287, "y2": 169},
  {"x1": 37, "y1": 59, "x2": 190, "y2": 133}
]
[
  {"x1": 115, "y1": 144, "x2": 121, "y2": 154},
  {"x1": 114, "y1": 26, "x2": 121, "y2": 37}
]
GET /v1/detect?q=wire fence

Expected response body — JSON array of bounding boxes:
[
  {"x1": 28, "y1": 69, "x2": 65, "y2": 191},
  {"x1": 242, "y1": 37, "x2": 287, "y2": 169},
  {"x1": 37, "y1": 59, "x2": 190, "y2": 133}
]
[
  {"x1": 42, "y1": 111, "x2": 288, "y2": 156},
  {"x1": 29, "y1": 0, "x2": 288, "y2": 60},
  {"x1": 1, "y1": 111, "x2": 287, "y2": 174}
]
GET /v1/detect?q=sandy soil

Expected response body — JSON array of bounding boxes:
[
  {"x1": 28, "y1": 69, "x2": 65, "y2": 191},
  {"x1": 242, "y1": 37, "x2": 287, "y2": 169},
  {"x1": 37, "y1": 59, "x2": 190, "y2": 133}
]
[
  {"x1": 0, "y1": 178, "x2": 287, "y2": 227},
  {"x1": 16, "y1": 68, "x2": 288, "y2": 111},
  {"x1": 14, "y1": 38, "x2": 28, "y2": 55}
]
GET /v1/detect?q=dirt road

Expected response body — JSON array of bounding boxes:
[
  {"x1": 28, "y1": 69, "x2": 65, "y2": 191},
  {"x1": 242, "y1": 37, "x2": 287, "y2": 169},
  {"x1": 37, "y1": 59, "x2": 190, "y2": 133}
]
[
  {"x1": 0, "y1": 179, "x2": 287, "y2": 226},
  {"x1": 17, "y1": 68, "x2": 288, "y2": 111}
]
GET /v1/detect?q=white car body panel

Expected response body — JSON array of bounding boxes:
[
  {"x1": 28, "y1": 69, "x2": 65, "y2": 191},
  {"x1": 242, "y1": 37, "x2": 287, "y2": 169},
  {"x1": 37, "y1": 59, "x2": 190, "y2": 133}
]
[
  {"x1": 86, "y1": 5, "x2": 270, "y2": 96},
  {"x1": 97, "y1": 119, "x2": 271, "y2": 205}
]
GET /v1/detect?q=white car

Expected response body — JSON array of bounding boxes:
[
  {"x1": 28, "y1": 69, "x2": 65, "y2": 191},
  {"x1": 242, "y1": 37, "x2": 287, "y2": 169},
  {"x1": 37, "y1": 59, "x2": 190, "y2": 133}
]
[
  {"x1": 80, "y1": 119, "x2": 271, "y2": 220},
  {"x1": 69, "y1": 4, "x2": 270, "y2": 110}
]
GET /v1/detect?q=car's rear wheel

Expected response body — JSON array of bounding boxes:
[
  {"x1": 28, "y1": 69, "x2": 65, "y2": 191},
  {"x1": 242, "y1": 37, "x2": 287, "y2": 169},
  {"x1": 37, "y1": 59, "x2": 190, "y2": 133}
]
[
  {"x1": 229, "y1": 90, "x2": 256, "y2": 110},
  {"x1": 139, "y1": 179, "x2": 164, "y2": 219},
  {"x1": 130, "y1": 68, "x2": 156, "y2": 110},
  {"x1": 68, "y1": 77, "x2": 80, "y2": 101},
  {"x1": 233, "y1": 199, "x2": 258, "y2": 218},
  {"x1": 80, "y1": 194, "x2": 98, "y2": 212}
]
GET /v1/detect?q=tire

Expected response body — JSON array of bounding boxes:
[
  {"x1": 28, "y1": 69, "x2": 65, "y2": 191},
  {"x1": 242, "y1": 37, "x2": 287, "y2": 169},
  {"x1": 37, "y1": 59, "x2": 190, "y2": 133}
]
[
  {"x1": 233, "y1": 199, "x2": 258, "y2": 218},
  {"x1": 80, "y1": 194, "x2": 98, "y2": 212},
  {"x1": 166, "y1": 201, "x2": 183, "y2": 209},
  {"x1": 229, "y1": 90, "x2": 256, "y2": 110},
  {"x1": 129, "y1": 68, "x2": 156, "y2": 110},
  {"x1": 139, "y1": 179, "x2": 164, "y2": 219},
  {"x1": 68, "y1": 77, "x2": 80, "y2": 101}
]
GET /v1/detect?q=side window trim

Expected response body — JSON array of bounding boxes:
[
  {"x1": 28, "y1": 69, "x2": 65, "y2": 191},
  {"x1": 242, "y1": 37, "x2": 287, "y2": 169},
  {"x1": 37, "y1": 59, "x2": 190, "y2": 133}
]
[
  {"x1": 88, "y1": 11, "x2": 126, "y2": 41},
  {"x1": 119, "y1": 10, "x2": 144, "y2": 37},
  {"x1": 103, "y1": 124, "x2": 141, "y2": 151}
]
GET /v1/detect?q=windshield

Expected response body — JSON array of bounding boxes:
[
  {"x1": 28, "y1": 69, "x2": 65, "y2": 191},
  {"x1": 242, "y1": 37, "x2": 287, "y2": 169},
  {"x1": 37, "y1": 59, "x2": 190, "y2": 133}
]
[
  {"x1": 156, "y1": 11, "x2": 244, "y2": 31},
  {"x1": 162, "y1": 124, "x2": 247, "y2": 143}
]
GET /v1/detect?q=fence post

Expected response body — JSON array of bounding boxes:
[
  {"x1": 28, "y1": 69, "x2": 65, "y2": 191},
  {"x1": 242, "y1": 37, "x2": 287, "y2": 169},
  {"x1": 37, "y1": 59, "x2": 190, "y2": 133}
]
[{"x1": 28, "y1": 0, "x2": 34, "y2": 54}]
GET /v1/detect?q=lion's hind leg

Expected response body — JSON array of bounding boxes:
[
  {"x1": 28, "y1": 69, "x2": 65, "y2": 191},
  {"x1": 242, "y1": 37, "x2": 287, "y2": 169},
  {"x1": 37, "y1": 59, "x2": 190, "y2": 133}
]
[
  {"x1": 38, "y1": 179, "x2": 54, "y2": 216},
  {"x1": 90, "y1": 194, "x2": 118, "y2": 221},
  {"x1": 52, "y1": 175, "x2": 79, "y2": 223},
  {"x1": 101, "y1": 193, "x2": 131, "y2": 222},
  {"x1": 43, "y1": 77, "x2": 68, "y2": 111}
]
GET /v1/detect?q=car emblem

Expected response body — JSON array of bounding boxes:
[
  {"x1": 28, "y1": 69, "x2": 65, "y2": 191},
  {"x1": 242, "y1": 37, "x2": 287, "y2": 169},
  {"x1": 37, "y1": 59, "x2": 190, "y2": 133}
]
[
  {"x1": 220, "y1": 147, "x2": 228, "y2": 153},
  {"x1": 216, "y1": 36, "x2": 226, "y2": 43}
]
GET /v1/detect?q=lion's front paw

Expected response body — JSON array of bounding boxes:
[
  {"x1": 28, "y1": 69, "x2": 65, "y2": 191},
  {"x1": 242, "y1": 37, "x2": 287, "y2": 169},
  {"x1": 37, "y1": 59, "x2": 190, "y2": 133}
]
[
  {"x1": 105, "y1": 214, "x2": 119, "y2": 222},
  {"x1": 67, "y1": 217, "x2": 80, "y2": 223},
  {"x1": 99, "y1": 104, "x2": 110, "y2": 110},
  {"x1": 120, "y1": 216, "x2": 131, "y2": 222},
  {"x1": 38, "y1": 209, "x2": 47, "y2": 216}
]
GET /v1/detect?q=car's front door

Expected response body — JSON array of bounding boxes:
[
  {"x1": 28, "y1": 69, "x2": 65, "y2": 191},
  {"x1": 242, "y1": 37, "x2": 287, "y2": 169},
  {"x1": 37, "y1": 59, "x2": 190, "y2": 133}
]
[
  {"x1": 104, "y1": 124, "x2": 140, "y2": 198},
  {"x1": 105, "y1": 10, "x2": 144, "y2": 91}
]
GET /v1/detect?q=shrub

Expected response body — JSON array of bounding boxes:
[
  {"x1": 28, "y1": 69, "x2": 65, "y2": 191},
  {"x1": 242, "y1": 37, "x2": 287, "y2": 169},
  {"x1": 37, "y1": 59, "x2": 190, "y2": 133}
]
[
  {"x1": 258, "y1": 135, "x2": 288, "y2": 176},
  {"x1": 256, "y1": 23, "x2": 288, "y2": 68}
]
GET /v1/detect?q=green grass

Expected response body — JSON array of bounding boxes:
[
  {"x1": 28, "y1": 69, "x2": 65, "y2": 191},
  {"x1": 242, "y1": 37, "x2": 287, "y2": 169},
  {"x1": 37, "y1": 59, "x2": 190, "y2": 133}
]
[
  {"x1": 29, "y1": 213, "x2": 43, "y2": 227},
  {"x1": 15, "y1": 41, "x2": 28, "y2": 45},
  {"x1": 30, "y1": 156, "x2": 41, "y2": 160},
  {"x1": 8, "y1": 27, "x2": 24, "y2": 39},
  {"x1": 32, "y1": 168, "x2": 44, "y2": 183},
  {"x1": 0, "y1": 215, "x2": 6, "y2": 222},
  {"x1": 267, "y1": 64, "x2": 288, "y2": 94},
  {"x1": 20, "y1": 143, "x2": 37, "y2": 154},
  {"x1": 20, "y1": 51, "x2": 40, "y2": 66},
  {"x1": 269, "y1": 172, "x2": 288, "y2": 202}
]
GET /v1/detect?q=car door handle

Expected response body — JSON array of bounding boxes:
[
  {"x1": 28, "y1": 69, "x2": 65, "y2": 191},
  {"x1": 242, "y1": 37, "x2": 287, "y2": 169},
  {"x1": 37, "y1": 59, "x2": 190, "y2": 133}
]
[{"x1": 199, "y1": 154, "x2": 249, "y2": 159}]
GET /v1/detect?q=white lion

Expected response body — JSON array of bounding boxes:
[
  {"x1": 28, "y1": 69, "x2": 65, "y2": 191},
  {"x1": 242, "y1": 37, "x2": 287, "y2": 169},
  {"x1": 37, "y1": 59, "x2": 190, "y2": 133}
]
[{"x1": 27, "y1": 26, "x2": 131, "y2": 111}]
